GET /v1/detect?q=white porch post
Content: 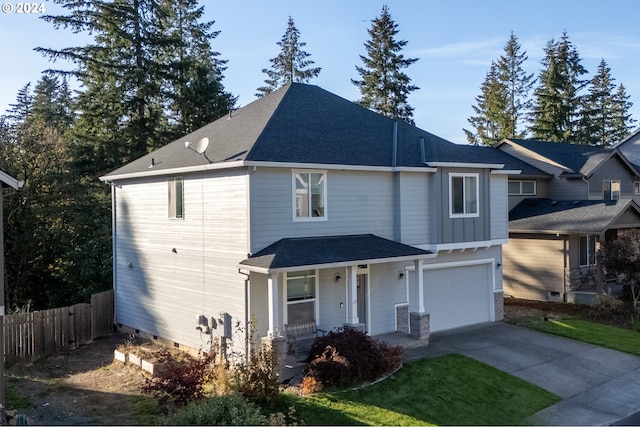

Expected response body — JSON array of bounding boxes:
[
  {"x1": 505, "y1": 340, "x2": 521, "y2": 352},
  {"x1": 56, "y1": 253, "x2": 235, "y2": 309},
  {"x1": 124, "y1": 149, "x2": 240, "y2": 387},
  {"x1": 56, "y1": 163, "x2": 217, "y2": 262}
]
[
  {"x1": 347, "y1": 265, "x2": 359, "y2": 324},
  {"x1": 267, "y1": 273, "x2": 280, "y2": 337},
  {"x1": 415, "y1": 258, "x2": 425, "y2": 313}
]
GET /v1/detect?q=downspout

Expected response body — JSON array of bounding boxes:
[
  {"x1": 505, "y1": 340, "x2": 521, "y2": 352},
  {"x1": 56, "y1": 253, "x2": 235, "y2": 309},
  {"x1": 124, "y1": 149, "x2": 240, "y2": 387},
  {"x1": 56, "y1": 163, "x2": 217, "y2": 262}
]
[
  {"x1": 582, "y1": 176, "x2": 590, "y2": 199},
  {"x1": 111, "y1": 183, "x2": 118, "y2": 326},
  {"x1": 238, "y1": 269, "x2": 250, "y2": 362},
  {"x1": 563, "y1": 235, "x2": 568, "y2": 302}
]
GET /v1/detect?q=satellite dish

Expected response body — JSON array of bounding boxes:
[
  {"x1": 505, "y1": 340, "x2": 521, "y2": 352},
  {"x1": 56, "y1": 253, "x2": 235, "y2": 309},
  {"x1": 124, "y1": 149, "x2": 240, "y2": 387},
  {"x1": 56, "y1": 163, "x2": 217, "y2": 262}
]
[{"x1": 195, "y1": 137, "x2": 209, "y2": 154}]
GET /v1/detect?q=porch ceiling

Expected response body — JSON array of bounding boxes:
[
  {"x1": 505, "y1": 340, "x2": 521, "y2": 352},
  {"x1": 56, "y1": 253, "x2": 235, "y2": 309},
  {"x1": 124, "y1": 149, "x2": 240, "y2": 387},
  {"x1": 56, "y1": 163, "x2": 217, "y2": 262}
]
[{"x1": 238, "y1": 234, "x2": 434, "y2": 273}]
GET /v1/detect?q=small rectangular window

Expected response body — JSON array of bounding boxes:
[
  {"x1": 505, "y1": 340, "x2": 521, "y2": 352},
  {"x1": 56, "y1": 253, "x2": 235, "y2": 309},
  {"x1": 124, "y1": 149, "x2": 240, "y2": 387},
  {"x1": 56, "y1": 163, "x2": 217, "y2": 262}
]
[
  {"x1": 579, "y1": 235, "x2": 597, "y2": 267},
  {"x1": 168, "y1": 177, "x2": 184, "y2": 219},
  {"x1": 635, "y1": 181, "x2": 640, "y2": 195},
  {"x1": 604, "y1": 180, "x2": 621, "y2": 201},
  {"x1": 293, "y1": 171, "x2": 326, "y2": 220},
  {"x1": 508, "y1": 180, "x2": 536, "y2": 196},
  {"x1": 450, "y1": 173, "x2": 479, "y2": 217}
]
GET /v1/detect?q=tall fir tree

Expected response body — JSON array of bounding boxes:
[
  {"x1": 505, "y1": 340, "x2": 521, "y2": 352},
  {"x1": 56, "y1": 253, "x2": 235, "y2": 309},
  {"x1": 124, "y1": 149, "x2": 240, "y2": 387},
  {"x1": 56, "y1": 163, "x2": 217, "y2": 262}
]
[
  {"x1": 611, "y1": 83, "x2": 636, "y2": 144},
  {"x1": 577, "y1": 59, "x2": 618, "y2": 147},
  {"x1": 529, "y1": 31, "x2": 588, "y2": 142},
  {"x1": 465, "y1": 33, "x2": 534, "y2": 145},
  {"x1": 156, "y1": 0, "x2": 236, "y2": 138},
  {"x1": 256, "y1": 15, "x2": 321, "y2": 97},
  {"x1": 352, "y1": 5, "x2": 419, "y2": 123},
  {"x1": 464, "y1": 62, "x2": 508, "y2": 146},
  {"x1": 0, "y1": 76, "x2": 78, "y2": 309}
]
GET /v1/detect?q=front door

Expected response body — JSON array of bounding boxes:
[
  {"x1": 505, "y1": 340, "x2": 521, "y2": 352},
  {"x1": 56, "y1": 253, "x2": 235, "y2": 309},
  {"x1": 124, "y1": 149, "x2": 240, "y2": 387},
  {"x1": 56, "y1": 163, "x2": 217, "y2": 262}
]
[{"x1": 357, "y1": 273, "x2": 368, "y2": 332}]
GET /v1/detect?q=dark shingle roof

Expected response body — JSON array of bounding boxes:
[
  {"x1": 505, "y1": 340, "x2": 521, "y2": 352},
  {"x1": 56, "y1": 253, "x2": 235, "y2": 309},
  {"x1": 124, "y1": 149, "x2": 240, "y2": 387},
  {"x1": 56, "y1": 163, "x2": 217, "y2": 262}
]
[
  {"x1": 103, "y1": 83, "x2": 512, "y2": 179},
  {"x1": 507, "y1": 139, "x2": 613, "y2": 177},
  {"x1": 239, "y1": 234, "x2": 433, "y2": 271},
  {"x1": 509, "y1": 198, "x2": 640, "y2": 234}
]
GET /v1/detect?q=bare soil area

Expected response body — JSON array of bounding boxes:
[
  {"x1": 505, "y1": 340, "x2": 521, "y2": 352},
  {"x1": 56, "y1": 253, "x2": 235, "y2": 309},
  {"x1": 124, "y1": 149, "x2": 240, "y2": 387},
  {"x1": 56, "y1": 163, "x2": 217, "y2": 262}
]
[{"x1": 2, "y1": 298, "x2": 630, "y2": 425}]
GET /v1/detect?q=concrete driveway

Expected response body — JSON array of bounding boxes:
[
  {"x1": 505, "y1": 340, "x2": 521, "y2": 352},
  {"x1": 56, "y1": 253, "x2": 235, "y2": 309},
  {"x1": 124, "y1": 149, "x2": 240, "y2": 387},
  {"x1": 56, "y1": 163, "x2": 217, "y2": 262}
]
[{"x1": 380, "y1": 322, "x2": 640, "y2": 426}]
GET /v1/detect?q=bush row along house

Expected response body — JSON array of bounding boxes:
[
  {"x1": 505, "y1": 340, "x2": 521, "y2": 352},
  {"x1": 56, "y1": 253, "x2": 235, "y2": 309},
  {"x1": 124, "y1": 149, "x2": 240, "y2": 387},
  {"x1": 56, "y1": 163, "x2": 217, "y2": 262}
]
[{"x1": 99, "y1": 83, "x2": 640, "y2": 357}]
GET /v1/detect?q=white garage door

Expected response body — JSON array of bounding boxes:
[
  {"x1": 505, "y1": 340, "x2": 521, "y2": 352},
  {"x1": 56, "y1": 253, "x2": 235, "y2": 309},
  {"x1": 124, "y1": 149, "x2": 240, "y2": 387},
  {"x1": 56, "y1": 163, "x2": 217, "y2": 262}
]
[{"x1": 424, "y1": 264, "x2": 492, "y2": 332}]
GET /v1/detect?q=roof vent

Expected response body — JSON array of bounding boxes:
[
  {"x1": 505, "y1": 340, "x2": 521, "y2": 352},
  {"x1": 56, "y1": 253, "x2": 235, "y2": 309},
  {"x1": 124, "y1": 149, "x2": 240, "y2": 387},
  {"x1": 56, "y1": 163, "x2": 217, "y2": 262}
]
[
  {"x1": 573, "y1": 200, "x2": 581, "y2": 206},
  {"x1": 550, "y1": 200, "x2": 558, "y2": 205}
]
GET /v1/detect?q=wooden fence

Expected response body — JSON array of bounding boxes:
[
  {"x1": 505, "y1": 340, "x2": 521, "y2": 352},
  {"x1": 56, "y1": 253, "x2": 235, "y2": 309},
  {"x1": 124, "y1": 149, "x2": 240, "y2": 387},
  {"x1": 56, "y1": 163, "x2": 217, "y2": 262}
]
[{"x1": 3, "y1": 289, "x2": 114, "y2": 363}]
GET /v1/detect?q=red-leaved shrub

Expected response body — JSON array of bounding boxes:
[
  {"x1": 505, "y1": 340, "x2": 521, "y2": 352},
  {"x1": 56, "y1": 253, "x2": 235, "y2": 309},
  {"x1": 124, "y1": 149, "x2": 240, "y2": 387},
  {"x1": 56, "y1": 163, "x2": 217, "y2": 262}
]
[{"x1": 303, "y1": 328, "x2": 403, "y2": 388}]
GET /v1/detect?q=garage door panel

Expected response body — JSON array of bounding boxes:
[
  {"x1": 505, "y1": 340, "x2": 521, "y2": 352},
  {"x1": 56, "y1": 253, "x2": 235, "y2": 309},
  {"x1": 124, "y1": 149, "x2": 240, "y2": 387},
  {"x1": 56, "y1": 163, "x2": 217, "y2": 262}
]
[{"x1": 425, "y1": 264, "x2": 492, "y2": 332}]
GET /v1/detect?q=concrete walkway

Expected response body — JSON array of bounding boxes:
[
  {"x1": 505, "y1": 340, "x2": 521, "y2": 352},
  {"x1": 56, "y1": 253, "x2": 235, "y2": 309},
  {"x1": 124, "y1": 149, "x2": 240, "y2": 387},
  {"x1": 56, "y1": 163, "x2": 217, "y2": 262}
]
[{"x1": 378, "y1": 322, "x2": 640, "y2": 426}]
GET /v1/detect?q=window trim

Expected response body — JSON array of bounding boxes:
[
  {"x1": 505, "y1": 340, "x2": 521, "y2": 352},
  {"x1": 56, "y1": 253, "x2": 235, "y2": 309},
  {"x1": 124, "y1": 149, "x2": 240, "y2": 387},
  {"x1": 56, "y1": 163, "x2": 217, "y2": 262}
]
[
  {"x1": 292, "y1": 170, "x2": 327, "y2": 222},
  {"x1": 284, "y1": 269, "x2": 319, "y2": 325},
  {"x1": 603, "y1": 179, "x2": 621, "y2": 201},
  {"x1": 168, "y1": 176, "x2": 184, "y2": 219},
  {"x1": 508, "y1": 180, "x2": 536, "y2": 196},
  {"x1": 579, "y1": 235, "x2": 598, "y2": 267},
  {"x1": 449, "y1": 172, "x2": 480, "y2": 218}
]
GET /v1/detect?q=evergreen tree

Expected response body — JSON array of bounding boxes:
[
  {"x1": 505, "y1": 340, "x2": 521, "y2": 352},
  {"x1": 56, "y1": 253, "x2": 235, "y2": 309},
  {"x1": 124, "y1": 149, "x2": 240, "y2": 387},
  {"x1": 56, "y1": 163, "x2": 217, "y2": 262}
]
[
  {"x1": 577, "y1": 59, "x2": 618, "y2": 146},
  {"x1": 529, "y1": 32, "x2": 588, "y2": 142},
  {"x1": 156, "y1": 0, "x2": 236, "y2": 138},
  {"x1": 496, "y1": 32, "x2": 535, "y2": 138},
  {"x1": 464, "y1": 62, "x2": 508, "y2": 146},
  {"x1": 611, "y1": 84, "x2": 636, "y2": 144},
  {"x1": 352, "y1": 5, "x2": 419, "y2": 123},
  {"x1": 464, "y1": 33, "x2": 534, "y2": 146},
  {"x1": 0, "y1": 76, "x2": 77, "y2": 309},
  {"x1": 256, "y1": 15, "x2": 321, "y2": 97}
]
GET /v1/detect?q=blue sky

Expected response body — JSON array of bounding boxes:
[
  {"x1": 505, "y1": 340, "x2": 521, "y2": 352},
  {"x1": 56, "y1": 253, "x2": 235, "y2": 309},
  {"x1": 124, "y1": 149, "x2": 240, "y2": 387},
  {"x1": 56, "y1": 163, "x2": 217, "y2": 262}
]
[{"x1": 1, "y1": 0, "x2": 639, "y2": 144}]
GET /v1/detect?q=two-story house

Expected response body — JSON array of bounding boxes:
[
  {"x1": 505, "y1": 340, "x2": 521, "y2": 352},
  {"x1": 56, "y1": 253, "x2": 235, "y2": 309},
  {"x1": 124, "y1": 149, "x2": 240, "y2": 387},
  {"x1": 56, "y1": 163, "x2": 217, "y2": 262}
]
[
  {"x1": 99, "y1": 83, "x2": 517, "y2": 357},
  {"x1": 497, "y1": 138, "x2": 640, "y2": 302}
]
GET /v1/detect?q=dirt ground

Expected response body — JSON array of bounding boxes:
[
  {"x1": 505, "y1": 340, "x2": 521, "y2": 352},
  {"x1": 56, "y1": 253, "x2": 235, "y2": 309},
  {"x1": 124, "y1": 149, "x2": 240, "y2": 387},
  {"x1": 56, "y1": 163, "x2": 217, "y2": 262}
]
[{"x1": 1, "y1": 298, "x2": 624, "y2": 425}]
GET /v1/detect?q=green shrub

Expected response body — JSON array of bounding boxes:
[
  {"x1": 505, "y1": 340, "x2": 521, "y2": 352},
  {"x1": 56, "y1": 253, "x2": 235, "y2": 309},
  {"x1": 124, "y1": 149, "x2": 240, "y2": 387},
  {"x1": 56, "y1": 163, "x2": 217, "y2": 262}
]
[
  {"x1": 163, "y1": 393, "x2": 266, "y2": 426},
  {"x1": 590, "y1": 294, "x2": 628, "y2": 319},
  {"x1": 304, "y1": 328, "x2": 403, "y2": 389}
]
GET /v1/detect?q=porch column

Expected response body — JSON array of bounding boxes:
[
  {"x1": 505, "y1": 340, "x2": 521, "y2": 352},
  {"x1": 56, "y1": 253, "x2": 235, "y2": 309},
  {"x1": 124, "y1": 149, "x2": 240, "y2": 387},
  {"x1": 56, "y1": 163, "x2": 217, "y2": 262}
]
[
  {"x1": 267, "y1": 273, "x2": 280, "y2": 337},
  {"x1": 415, "y1": 259, "x2": 425, "y2": 313},
  {"x1": 410, "y1": 258, "x2": 430, "y2": 341},
  {"x1": 346, "y1": 265, "x2": 359, "y2": 324}
]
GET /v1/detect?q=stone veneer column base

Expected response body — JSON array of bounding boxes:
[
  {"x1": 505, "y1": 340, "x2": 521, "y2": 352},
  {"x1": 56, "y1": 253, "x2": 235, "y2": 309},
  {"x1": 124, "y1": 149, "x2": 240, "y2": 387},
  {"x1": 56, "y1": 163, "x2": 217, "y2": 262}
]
[
  {"x1": 409, "y1": 312, "x2": 430, "y2": 342},
  {"x1": 343, "y1": 323, "x2": 366, "y2": 332},
  {"x1": 396, "y1": 305, "x2": 409, "y2": 334},
  {"x1": 494, "y1": 291, "x2": 504, "y2": 321}
]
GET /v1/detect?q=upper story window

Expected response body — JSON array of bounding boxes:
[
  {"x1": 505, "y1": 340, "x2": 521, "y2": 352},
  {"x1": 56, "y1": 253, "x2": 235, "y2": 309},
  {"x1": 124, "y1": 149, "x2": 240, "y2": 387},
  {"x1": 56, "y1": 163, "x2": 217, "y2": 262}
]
[
  {"x1": 508, "y1": 180, "x2": 536, "y2": 196},
  {"x1": 168, "y1": 177, "x2": 184, "y2": 219},
  {"x1": 579, "y1": 235, "x2": 598, "y2": 267},
  {"x1": 293, "y1": 170, "x2": 326, "y2": 220},
  {"x1": 449, "y1": 173, "x2": 479, "y2": 218},
  {"x1": 603, "y1": 180, "x2": 620, "y2": 201},
  {"x1": 634, "y1": 181, "x2": 640, "y2": 195}
]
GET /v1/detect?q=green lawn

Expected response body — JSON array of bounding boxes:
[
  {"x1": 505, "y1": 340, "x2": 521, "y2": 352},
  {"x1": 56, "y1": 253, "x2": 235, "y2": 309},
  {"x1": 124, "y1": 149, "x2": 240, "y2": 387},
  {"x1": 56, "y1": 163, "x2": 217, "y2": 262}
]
[
  {"x1": 280, "y1": 354, "x2": 559, "y2": 426},
  {"x1": 522, "y1": 318, "x2": 640, "y2": 356}
]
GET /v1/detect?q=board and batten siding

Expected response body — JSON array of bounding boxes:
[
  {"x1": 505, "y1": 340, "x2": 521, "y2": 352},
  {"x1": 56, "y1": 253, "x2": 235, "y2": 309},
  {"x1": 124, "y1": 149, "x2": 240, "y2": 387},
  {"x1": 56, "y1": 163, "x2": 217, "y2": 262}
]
[
  {"x1": 249, "y1": 168, "x2": 396, "y2": 253},
  {"x1": 114, "y1": 170, "x2": 250, "y2": 350},
  {"x1": 502, "y1": 234, "x2": 565, "y2": 300},
  {"x1": 435, "y1": 168, "x2": 491, "y2": 244}
]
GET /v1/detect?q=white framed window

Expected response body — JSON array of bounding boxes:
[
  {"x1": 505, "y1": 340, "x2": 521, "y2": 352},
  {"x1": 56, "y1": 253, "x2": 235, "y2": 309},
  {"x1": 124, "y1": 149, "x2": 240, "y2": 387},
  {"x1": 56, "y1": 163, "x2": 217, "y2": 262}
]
[
  {"x1": 508, "y1": 180, "x2": 536, "y2": 196},
  {"x1": 603, "y1": 180, "x2": 621, "y2": 201},
  {"x1": 293, "y1": 170, "x2": 326, "y2": 220},
  {"x1": 168, "y1": 177, "x2": 184, "y2": 219},
  {"x1": 449, "y1": 173, "x2": 479, "y2": 218},
  {"x1": 634, "y1": 181, "x2": 640, "y2": 195},
  {"x1": 286, "y1": 269, "x2": 317, "y2": 324},
  {"x1": 579, "y1": 235, "x2": 598, "y2": 267}
]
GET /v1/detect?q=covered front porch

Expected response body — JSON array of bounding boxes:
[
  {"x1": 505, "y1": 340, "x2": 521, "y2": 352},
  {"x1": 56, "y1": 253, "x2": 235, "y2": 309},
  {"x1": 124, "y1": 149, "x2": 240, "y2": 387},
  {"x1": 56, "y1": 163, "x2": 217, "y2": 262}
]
[{"x1": 238, "y1": 234, "x2": 436, "y2": 356}]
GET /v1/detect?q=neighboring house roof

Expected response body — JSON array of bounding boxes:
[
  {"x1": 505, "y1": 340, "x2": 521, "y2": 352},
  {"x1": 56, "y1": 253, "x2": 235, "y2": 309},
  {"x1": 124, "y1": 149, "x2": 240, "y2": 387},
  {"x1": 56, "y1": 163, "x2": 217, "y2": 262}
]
[
  {"x1": 101, "y1": 83, "x2": 512, "y2": 181},
  {"x1": 238, "y1": 234, "x2": 434, "y2": 273},
  {"x1": 498, "y1": 138, "x2": 629, "y2": 178},
  {"x1": 614, "y1": 127, "x2": 640, "y2": 173},
  {"x1": 509, "y1": 198, "x2": 640, "y2": 235}
]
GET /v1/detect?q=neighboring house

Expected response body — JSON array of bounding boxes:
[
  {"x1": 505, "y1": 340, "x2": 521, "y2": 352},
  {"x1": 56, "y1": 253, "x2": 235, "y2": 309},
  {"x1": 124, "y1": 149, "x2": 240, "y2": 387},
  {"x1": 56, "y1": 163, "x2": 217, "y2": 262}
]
[
  {"x1": 496, "y1": 138, "x2": 640, "y2": 302},
  {"x1": 99, "y1": 83, "x2": 516, "y2": 357}
]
